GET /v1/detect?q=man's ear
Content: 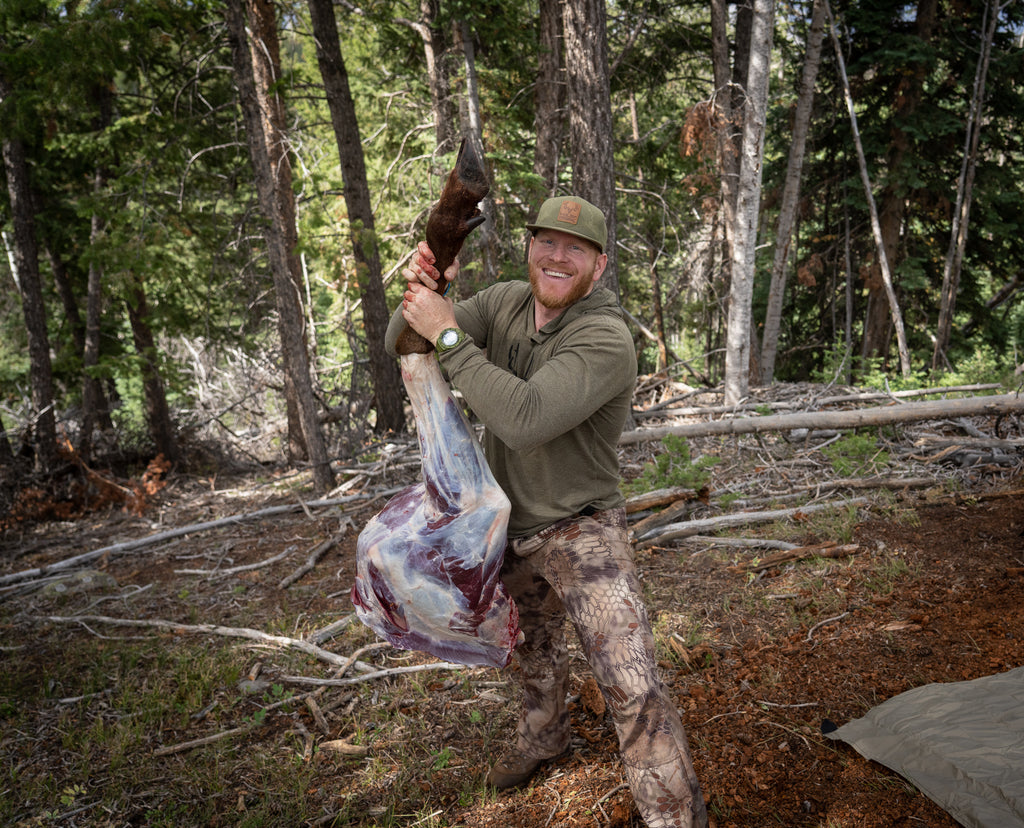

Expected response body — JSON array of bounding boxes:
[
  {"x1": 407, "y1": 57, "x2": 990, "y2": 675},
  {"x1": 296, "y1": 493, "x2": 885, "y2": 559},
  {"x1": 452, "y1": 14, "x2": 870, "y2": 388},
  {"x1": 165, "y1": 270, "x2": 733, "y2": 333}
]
[{"x1": 592, "y1": 252, "x2": 609, "y2": 283}]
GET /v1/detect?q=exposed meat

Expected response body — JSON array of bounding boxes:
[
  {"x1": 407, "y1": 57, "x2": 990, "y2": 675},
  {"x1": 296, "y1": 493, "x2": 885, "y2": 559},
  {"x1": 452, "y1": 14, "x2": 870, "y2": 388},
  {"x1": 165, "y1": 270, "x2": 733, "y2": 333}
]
[
  {"x1": 351, "y1": 140, "x2": 518, "y2": 669},
  {"x1": 351, "y1": 352, "x2": 518, "y2": 668}
]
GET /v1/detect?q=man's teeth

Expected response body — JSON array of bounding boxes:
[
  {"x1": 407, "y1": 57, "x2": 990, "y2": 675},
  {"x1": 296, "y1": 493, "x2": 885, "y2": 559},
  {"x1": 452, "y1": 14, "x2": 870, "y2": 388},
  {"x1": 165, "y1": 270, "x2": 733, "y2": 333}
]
[{"x1": 546, "y1": 270, "x2": 571, "y2": 279}]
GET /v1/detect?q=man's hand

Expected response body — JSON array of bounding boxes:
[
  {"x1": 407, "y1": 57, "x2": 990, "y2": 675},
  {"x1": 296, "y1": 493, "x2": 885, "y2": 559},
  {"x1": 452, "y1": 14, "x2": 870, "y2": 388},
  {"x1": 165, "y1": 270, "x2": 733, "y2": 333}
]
[
  {"x1": 401, "y1": 241, "x2": 460, "y2": 345},
  {"x1": 403, "y1": 240, "x2": 459, "y2": 292}
]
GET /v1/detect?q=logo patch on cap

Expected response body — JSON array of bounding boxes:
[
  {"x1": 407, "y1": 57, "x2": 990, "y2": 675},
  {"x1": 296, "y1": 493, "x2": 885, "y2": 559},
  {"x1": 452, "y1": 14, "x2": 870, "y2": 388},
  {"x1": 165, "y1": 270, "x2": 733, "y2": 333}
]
[{"x1": 557, "y1": 200, "x2": 581, "y2": 225}]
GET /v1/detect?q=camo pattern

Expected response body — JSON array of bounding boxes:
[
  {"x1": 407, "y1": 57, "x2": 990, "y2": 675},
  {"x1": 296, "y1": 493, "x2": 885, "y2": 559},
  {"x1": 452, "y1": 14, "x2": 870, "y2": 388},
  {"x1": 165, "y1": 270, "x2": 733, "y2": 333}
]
[{"x1": 501, "y1": 507, "x2": 707, "y2": 827}]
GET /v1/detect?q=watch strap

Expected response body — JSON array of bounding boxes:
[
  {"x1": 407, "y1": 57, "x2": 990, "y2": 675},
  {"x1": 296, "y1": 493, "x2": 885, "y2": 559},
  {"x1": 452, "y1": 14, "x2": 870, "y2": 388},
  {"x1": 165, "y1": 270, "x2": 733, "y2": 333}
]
[{"x1": 435, "y1": 327, "x2": 466, "y2": 353}]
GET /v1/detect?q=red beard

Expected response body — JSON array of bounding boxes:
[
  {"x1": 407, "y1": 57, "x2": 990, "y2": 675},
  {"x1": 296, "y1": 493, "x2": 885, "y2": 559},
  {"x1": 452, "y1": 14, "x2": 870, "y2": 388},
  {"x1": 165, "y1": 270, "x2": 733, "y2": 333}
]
[{"x1": 528, "y1": 259, "x2": 596, "y2": 311}]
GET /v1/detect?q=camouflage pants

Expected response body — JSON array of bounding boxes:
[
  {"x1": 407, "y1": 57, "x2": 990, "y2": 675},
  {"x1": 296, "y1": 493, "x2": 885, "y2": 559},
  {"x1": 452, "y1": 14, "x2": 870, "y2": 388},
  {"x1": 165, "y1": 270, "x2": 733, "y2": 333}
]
[{"x1": 501, "y1": 507, "x2": 708, "y2": 828}]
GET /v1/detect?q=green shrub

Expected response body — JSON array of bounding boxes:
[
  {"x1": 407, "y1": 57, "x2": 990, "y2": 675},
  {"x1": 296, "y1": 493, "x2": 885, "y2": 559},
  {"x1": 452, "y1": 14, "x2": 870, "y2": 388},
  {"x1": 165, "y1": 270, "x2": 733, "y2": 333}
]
[{"x1": 625, "y1": 434, "x2": 718, "y2": 494}]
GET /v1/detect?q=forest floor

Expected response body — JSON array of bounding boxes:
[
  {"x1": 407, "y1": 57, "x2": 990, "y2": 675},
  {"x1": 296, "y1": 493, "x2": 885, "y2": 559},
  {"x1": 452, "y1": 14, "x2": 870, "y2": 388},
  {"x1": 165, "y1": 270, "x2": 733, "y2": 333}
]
[{"x1": 1, "y1": 383, "x2": 1023, "y2": 827}]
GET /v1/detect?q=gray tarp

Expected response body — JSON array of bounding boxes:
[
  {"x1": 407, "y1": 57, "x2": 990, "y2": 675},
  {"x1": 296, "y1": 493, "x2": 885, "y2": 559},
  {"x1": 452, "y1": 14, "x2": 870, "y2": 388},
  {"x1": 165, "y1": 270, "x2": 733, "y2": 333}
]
[{"x1": 824, "y1": 665, "x2": 1024, "y2": 828}]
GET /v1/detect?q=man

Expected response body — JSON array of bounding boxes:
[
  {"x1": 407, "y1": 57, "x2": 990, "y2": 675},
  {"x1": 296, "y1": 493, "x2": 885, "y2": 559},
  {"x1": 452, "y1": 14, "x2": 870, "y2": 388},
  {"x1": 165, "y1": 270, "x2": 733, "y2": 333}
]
[{"x1": 386, "y1": 195, "x2": 708, "y2": 828}]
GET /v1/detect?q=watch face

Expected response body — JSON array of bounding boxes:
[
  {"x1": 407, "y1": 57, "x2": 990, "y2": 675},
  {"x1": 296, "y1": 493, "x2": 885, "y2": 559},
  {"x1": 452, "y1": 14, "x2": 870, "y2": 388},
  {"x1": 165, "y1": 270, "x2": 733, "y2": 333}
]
[{"x1": 441, "y1": 330, "x2": 458, "y2": 347}]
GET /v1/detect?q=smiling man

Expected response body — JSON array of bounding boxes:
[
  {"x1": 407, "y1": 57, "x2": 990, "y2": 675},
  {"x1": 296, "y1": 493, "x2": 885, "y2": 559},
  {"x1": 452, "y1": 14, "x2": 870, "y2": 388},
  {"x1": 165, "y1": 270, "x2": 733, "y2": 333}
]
[{"x1": 386, "y1": 195, "x2": 708, "y2": 828}]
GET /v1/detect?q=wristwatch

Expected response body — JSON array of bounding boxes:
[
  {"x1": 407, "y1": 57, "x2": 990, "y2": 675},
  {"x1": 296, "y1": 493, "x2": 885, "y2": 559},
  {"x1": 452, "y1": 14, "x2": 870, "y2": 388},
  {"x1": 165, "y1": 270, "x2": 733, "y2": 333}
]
[{"x1": 435, "y1": 327, "x2": 466, "y2": 353}]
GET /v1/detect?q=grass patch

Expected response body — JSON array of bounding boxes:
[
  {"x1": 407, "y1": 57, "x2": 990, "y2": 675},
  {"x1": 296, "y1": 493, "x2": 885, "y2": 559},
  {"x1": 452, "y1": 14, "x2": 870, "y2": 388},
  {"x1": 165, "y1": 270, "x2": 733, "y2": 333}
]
[
  {"x1": 821, "y1": 432, "x2": 890, "y2": 477},
  {"x1": 0, "y1": 632, "x2": 349, "y2": 827},
  {"x1": 624, "y1": 433, "x2": 719, "y2": 495}
]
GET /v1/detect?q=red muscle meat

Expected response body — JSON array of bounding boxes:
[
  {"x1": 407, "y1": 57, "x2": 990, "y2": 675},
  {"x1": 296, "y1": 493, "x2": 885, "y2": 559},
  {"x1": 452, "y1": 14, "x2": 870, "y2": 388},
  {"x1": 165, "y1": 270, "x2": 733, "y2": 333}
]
[{"x1": 351, "y1": 353, "x2": 519, "y2": 668}]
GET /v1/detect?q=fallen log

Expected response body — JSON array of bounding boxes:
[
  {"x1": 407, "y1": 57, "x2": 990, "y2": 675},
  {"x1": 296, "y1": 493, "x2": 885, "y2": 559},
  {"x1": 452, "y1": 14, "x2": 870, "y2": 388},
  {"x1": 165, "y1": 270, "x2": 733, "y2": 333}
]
[
  {"x1": 635, "y1": 383, "x2": 1003, "y2": 419},
  {"x1": 620, "y1": 392, "x2": 1024, "y2": 445}
]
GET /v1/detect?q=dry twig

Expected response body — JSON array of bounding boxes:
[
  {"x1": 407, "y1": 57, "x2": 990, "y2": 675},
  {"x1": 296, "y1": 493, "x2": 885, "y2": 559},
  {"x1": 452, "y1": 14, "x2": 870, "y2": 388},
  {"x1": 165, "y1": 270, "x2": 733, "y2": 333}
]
[
  {"x1": 280, "y1": 519, "x2": 353, "y2": 589},
  {"x1": 728, "y1": 543, "x2": 861, "y2": 574}
]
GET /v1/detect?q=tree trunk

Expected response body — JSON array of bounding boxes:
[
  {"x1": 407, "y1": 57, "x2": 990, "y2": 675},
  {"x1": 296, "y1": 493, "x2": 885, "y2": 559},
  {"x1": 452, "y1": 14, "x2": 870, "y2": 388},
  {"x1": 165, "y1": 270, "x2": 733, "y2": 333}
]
[
  {"x1": 78, "y1": 170, "x2": 106, "y2": 461},
  {"x1": 532, "y1": 0, "x2": 564, "y2": 205},
  {"x1": 824, "y1": 0, "x2": 911, "y2": 377},
  {"x1": 858, "y1": 0, "x2": 936, "y2": 365},
  {"x1": 621, "y1": 392, "x2": 1024, "y2": 445},
  {"x1": 226, "y1": 0, "x2": 334, "y2": 492},
  {"x1": 711, "y1": 0, "x2": 748, "y2": 278},
  {"x1": 306, "y1": 0, "x2": 405, "y2": 435},
  {"x1": 124, "y1": 279, "x2": 179, "y2": 464},
  {"x1": 0, "y1": 410, "x2": 14, "y2": 466},
  {"x1": 932, "y1": 0, "x2": 998, "y2": 370},
  {"x1": 562, "y1": 0, "x2": 618, "y2": 296},
  {"x1": 402, "y1": 0, "x2": 456, "y2": 153},
  {"x1": 709, "y1": 0, "x2": 743, "y2": 382},
  {"x1": 629, "y1": 92, "x2": 671, "y2": 371},
  {"x1": 759, "y1": 0, "x2": 825, "y2": 385},
  {"x1": 46, "y1": 243, "x2": 114, "y2": 445},
  {"x1": 454, "y1": 20, "x2": 499, "y2": 286},
  {"x1": 0, "y1": 96, "x2": 58, "y2": 472},
  {"x1": 724, "y1": 0, "x2": 774, "y2": 406}
]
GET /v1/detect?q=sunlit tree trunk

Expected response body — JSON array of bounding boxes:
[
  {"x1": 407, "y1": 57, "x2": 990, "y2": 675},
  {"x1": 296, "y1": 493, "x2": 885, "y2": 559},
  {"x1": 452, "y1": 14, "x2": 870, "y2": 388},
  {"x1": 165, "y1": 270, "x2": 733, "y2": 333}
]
[
  {"x1": 307, "y1": 0, "x2": 405, "y2": 435},
  {"x1": 709, "y1": 0, "x2": 753, "y2": 382},
  {"x1": 563, "y1": 0, "x2": 618, "y2": 295},
  {"x1": 760, "y1": 0, "x2": 825, "y2": 385},
  {"x1": 724, "y1": 0, "x2": 774, "y2": 406},
  {"x1": 226, "y1": 0, "x2": 334, "y2": 491}
]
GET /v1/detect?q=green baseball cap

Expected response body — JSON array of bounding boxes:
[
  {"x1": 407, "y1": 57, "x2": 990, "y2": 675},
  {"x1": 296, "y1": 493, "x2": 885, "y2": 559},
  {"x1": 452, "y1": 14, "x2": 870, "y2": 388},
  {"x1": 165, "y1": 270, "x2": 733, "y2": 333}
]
[{"x1": 526, "y1": 195, "x2": 607, "y2": 252}]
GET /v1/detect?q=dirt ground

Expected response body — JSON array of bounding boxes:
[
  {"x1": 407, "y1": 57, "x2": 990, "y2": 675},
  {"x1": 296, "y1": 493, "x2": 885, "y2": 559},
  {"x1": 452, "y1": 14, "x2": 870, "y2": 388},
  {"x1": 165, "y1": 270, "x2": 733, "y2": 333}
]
[
  {"x1": 2, "y1": 459, "x2": 1022, "y2": 826},
  {"x1": 460, "y1": 485, "x2": 1024, "y2": 828}
]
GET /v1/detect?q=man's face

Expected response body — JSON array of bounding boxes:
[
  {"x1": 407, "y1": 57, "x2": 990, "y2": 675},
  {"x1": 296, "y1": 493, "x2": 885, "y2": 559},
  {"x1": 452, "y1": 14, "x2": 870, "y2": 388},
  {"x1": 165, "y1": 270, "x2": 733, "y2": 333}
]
[{"x1": 528, "y1": 229, "x2": 607, "y2": 311}]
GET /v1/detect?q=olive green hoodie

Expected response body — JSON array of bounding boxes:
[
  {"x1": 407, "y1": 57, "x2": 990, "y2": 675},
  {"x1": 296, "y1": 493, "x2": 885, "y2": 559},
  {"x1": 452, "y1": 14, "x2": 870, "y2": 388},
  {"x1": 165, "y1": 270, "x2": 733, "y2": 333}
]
[{"x1": 386, "y1": 281, "x2": 637, "y2": 537}]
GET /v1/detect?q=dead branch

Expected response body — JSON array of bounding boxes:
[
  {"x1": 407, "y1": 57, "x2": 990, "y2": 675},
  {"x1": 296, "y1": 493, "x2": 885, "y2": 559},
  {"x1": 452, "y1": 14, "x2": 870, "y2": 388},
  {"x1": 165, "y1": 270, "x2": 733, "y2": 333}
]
[
  {"x1": 621, "y1": 392, "x2": 1024, "y2": 445},
  {"x1": 305, "y1": 696, "x2": 330, "y2": 735},
  {"x1": 307, "y1": 614, "x2": 357, "y2": 645},
  {"x1": 319, "y1": 739, "x2": 369, "y2": 757},
  {"x1": 633, "y1": 498, "x2": 868, "y2": 548},
  {"x1": 635, "y1": 383, "x2": 1003, "y2": 419},
  {"x1": 0, "y1": 492, "x2": 381, "y2": 588},
  {"x1": 175, "y1": 545, "x2": 297, "y2": 577},
  {"x1": 280, "y1": 661, "x2": 469, "y2": 687},
  {"x1": 153, "y1": 723, "x2": 258, "y2": 757},
  {"x1": 908, "y1": 436, "x2": 1024, "y2": 451},
  {"x1": 630, "y1": 498, "x2": 700, "y2": 539},
  {"x1": 728, "y1": 542, "x2": 861, "y2": 574},
  {"x1": 624, "y1": 486, "x2": 705, "y2": 513},
  {"x1": 806, "y1": 610, "x2": 852, "y2": 642},
  {"x1": 786, "y1": 475, "x2": 936, "y2": 494},
  {"x1": 35, "y1": 614, "x2": 377, "y2": 673},
  {"x1": 686, "y1": 536, "x2": 798, "y2": 551},
  {"x1": 280, "y1": 519, "x2": 353, "y2": 589}
]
